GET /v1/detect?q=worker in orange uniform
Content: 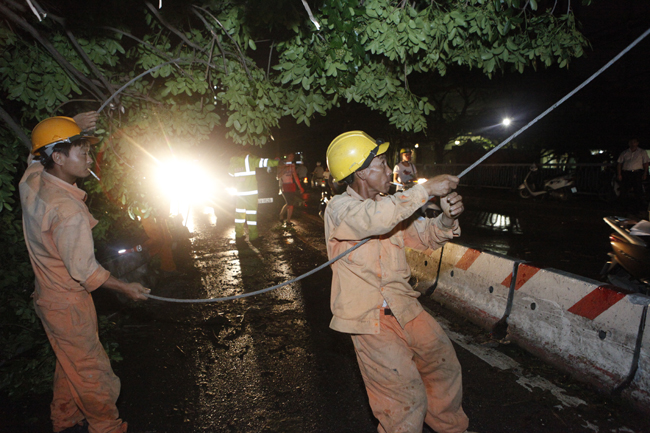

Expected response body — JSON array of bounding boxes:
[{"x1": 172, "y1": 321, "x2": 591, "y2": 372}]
[
  {"x1": 141, "y1": 215, "x2": 176, "y2": 273},
  {"x1": 19, "y1": 114, "x2": 150, "y2": 433},
  {"x1": 324, "y1": 131, "x2": 474, "y2": 433}
]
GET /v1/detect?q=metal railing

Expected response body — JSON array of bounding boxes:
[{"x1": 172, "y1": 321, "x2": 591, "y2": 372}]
[{"x1": 419, "y1": 163, "x2": 618, "y2": 195}]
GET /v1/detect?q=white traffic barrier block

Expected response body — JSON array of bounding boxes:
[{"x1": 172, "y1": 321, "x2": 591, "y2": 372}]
[
  {"x1": 417, "y1": 243, "x2": 514, "y2": 331},
  {"x1": 407, "y1": 247, "x2": 444, "y2": 295},
  {"x1": 508, "y1": 264, "x2": 644, "y2": 394}
]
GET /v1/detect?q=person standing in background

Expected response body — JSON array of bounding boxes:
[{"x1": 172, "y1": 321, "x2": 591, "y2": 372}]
[
  {"x1": 617, "y1": 138, "x2": 649, "y2": 216},
  {"x1": 229, "y1": 146, "x2": 279, "y2": 243},
  {"x1": 277, "y1": 153, "x2": 304, "y2": 227},
  {"x1": 393, "y1": 148, "x2": 418, "y2": 190}
]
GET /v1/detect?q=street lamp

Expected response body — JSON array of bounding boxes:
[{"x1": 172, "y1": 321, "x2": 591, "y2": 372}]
[{"x1": 502, "y1": 118, "x2": 512, "y2": 127}]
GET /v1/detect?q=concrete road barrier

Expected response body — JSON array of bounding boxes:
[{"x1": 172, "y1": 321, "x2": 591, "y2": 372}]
[
  {"x1": 508, "y1": 264, "x2": 642, "y2": 391},
  {"x1": 406, "y1": 244, "x2": 650, "y2": 413},
  {"x1": 409, "y1": 243, "x2": 516, "y2": 332}
]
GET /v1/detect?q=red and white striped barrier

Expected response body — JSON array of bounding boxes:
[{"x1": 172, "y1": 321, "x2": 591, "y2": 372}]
[
  {"x1": 409, "y1": 243, "x2": 515, "y2": 332},
  {"x1": 406, "y1": 244, "x2": 650, "y2": 412},
  {"x1": 507, "y1": 264, "x2": 643, "y2": 393}
]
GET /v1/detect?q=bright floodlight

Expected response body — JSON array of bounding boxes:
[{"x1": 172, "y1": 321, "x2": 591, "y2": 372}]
[
  {"x1": 502, "y1": 118, "x2": 512, "y2": 127},
  {"x1": 157, "y1": 159, "x2": 215, "y2": 204},
  {"x1": 414, "y1": 143, "x2": 419, "y2": 148}
]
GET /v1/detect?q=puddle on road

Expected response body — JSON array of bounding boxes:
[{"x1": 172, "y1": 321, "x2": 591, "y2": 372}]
[
  {"x1": 464, "y1": 210, "x2": 523, "y2": 234},
  {"x1": 176, "y1": 205, "x2": 218, "y2": 233}
]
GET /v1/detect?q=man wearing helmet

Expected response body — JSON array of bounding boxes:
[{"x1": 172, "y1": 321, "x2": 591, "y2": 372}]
[
  {"x1": 393, "y1": 147, "x2": 418, "y2": 190},
  {"x1": 324, "y1": 131, "x2": 471, "y2": 433},
  {"x1": 19, "y1": 114, "x2": 150, "y2": 433}
]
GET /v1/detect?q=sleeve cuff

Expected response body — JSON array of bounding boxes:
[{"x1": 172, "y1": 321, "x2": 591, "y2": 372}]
[
  {"x1": 435, "y1": 216, "x2": 460, "y2": 236},
  {"x1": 82, "y1": 264, "x2": 111, "y2": 293}
]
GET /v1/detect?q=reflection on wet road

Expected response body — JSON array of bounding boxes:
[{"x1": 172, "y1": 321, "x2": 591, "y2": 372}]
[
  {"x1": 464, "y1": 210, "x2": 523, "y2": 233},
  {"x1": 459, "y1": 189, "x2": 616, "y2": 280}
]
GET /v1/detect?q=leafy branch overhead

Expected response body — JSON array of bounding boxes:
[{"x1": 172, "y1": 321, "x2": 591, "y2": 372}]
[{"x1": 0, "y1": 0, "x2": 590, "y2": 214}]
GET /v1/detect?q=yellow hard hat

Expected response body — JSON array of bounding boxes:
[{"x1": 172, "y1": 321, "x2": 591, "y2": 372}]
[
  {"x1": 31, "y1": 116, "x2": 99, "y2": 155},
  {"x1": 400, "y1": 148, "x2": 411, "y2": 154},
  {"x1": 326, "y1": 131, "x2": 389, "y2": 182}
]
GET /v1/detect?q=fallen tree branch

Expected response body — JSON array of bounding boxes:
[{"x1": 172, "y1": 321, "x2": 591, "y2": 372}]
[
  {"x1": 0, "y1": 103, "x2": 31, "y2": 152},
  {"x1": 64, "y1": 28, "x2": 115, "y2": 98},
  {"x1": 0, "y1": 1, "x2": 107, "y2": 100},
  {"x1": 53, "y1": 98, "x2": 101, "y2": 114},
  {"x1": 267, "y1": 41, "x2": 274, "y2": 80},
  {"x1": 192, "y1": 5, "x2": 252, "y2": 79},
  {"x1": 190, "y1": 10, "x2": 229, "y2": 75},
  {"x1": 145, "y1": 2, "x2": 206, "y2": 54}
]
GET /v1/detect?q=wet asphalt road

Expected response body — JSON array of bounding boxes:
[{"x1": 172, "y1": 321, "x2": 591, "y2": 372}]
[{"x1": 4, "y1": 188, "x2": 649, "y2": 433}]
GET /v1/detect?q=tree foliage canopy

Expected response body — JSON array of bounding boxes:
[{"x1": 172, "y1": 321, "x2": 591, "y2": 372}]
[
  {"x1": 0, "y1": 0, "x2": 591, "y2": 212},
  {"x1": 0, "y1": 0, "x2": 592, "y2": 396}
]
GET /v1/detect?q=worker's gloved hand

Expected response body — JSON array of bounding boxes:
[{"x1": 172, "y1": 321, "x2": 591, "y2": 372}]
[
  {"x1": 422, "y1": 174, "x2": 459, "y2": 197},
  {"x1": 73, "y1": 111, "x2": 100, "y2": 133},
  {"x1": 120, "y1": 282, "x2": 151, "y2": 301},
  {"x1": 440, "y1": 191, "x2": 464, "y2": 222}
]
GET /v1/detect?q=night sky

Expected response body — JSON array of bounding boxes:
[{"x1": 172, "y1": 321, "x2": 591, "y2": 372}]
[{"x1": 265, "y1": 1, "x2": 650, "y2": 166}]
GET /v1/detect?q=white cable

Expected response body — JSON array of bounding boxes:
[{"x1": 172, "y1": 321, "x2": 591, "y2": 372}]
[
  {"x1": 25, "y1": 0, "x2": 43, "y2": 21},
  {"x1": 457, "y1": 27, "x2": 650, "y2": 180},
  {"x1": 144, "y1": 27, "x2": 650, "y2": 304}
]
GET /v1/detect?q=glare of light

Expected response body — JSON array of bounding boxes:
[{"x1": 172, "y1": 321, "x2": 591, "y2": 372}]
[
  {"x1": 204, "y1": 206, "x2": 217, "y2": 226},
  {"x1": 118, "y1": 249, "x2": 127, "y2": 254},
  {"x1": 417, "y1": 178, "x2": 428, "y2": 184},
  {"x1": 454, "y1": 140, "x2": 460, "y2": 145},
  {"x1": 157, "y1": 159, "x2": 217, "y2": 230},
  {"x1": 502, "y1": 118, "x2": 512, "y2": 127},
  {"x1": 226, "y1": 187, "x2": 237, "y2": 196},
  {"x1": 157, "y1": 159, "x2": 215, "y2": 204},
  {"x1": 415, "y1": 143, "x2": 419, "y2": 148}
]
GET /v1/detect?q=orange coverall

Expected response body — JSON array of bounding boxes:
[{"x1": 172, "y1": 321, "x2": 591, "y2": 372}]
[
  {"x1": 141, "y1": 216, "x2": 176, "y2": 272},
  {"x1": 324, "y1": 184, "x2": 469, "y2": 433},
  {"x1": 19, "y1": 162, "x2": 127, "y2": 433}
]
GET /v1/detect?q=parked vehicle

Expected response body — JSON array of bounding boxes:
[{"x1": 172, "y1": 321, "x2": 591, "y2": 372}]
[
  {"x1": 518, "y1": 164, "x2": 577, "y2": 201},
  {"x1": 600, "y1": 216, "x2": 650, "y2": 294}
]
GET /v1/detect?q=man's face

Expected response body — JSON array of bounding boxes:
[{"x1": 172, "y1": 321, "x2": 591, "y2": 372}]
[
  {"x1": 363, "y1": 154, "x2": 392, "y2": 195},
  {"x1": 58, "y1": 144, "x2": 93, "y2": 180},
  {"x1": 401, "y1": 152, "x2": 411, "y2": 162},
  {"x1": 629, "y1": 139, "x2": 639, "y2": 151}
]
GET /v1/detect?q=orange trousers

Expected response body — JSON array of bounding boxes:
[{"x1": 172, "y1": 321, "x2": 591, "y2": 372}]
[
  {"x1": 141, "y1": 217, "x2": 176, "y2": 272},
  {"x1": 34, "y1": 294, "x2": 127, "y2": 433},
  {"x1": 351, "y1": 310, "x2": 469, "y2": 433}
]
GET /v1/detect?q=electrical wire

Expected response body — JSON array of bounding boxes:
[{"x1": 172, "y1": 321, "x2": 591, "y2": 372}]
[
  {"x1": 145, "y1": 237, "x2": 369, "y2": 303},
  {"x1": 131, "y1": 28, "x2": 649, "y2": 304}
]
